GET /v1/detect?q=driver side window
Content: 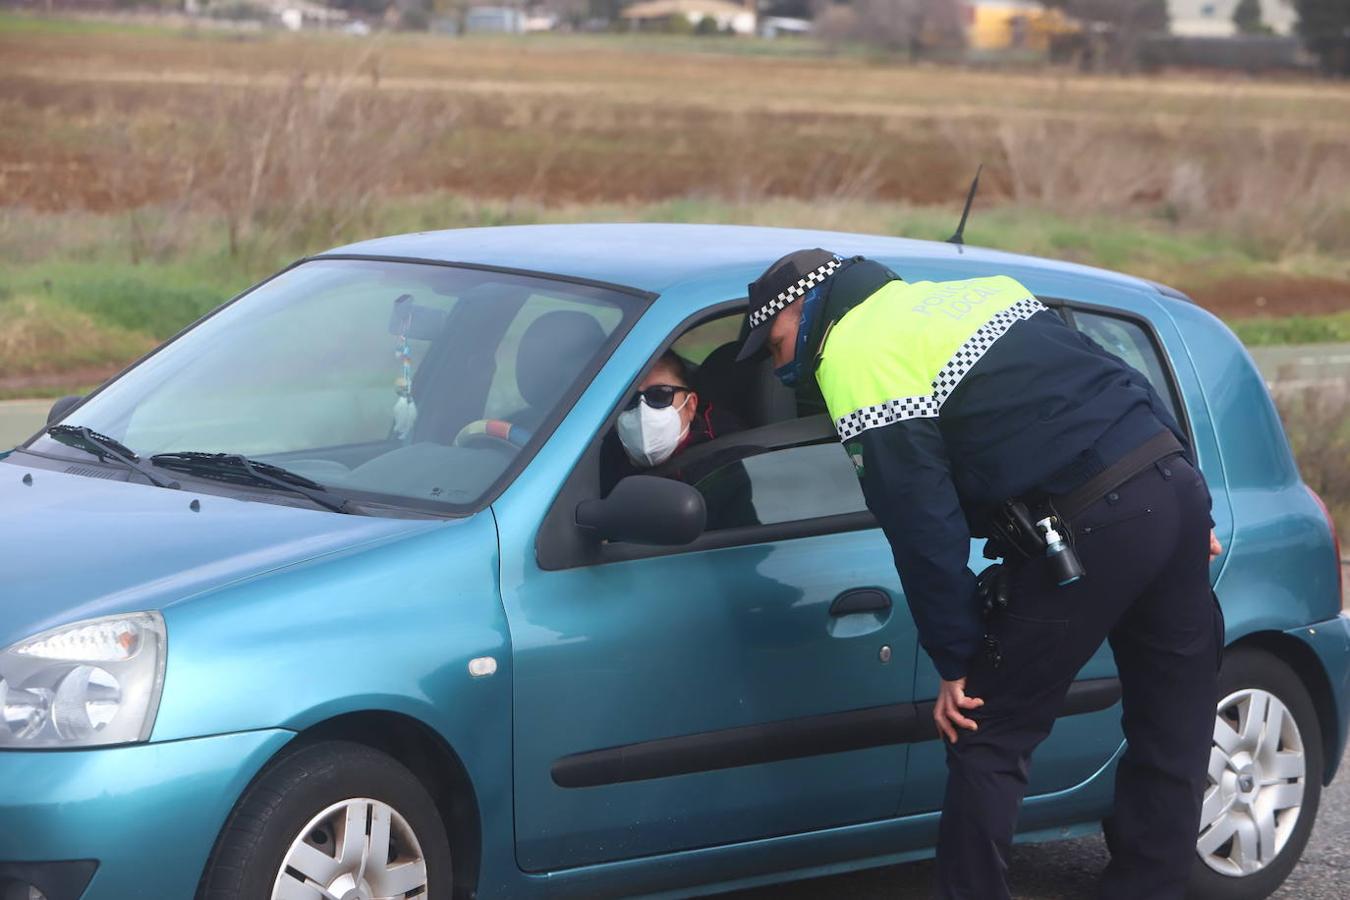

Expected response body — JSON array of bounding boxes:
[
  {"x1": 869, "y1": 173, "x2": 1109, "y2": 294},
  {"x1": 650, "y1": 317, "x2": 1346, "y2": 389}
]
[
  {"x1": 694, "y1": 441, "x2": 867, "y2": 532},
  {"x1": 629, "y1": 312, "x2": 868, "y2": 534}
]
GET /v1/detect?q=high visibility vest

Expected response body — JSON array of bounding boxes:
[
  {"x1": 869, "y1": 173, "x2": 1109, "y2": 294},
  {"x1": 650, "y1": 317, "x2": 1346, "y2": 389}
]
[{"x1": 815, "y1": 276, "x2": 1045, "y2": 443}]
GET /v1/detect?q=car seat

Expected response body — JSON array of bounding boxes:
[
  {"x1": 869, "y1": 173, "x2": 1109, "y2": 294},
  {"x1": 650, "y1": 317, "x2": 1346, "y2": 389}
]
[
  {"x1": 692, "y1": 341, "x2": 798, "y2": 428},
  {"x1": 510, "y1": 310, "x2": 608, "y2": 432}
]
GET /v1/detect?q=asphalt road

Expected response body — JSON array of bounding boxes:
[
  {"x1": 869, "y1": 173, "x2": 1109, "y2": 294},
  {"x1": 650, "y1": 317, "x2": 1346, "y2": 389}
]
[{"x1": 717, "y1": 745, "x2": 1349, "y2": 899}]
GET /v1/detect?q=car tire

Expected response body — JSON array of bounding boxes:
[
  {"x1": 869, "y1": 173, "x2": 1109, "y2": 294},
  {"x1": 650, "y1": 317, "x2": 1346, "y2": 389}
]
[
  {"x1": 1187, "y1": 647, "x2": 1323, "y2": 900},
  {"x1": 198, "y1": 740, "x2": 452, "y2": 900}
]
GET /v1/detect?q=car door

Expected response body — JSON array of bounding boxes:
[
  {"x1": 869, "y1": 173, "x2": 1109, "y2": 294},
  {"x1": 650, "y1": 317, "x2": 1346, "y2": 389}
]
[
  {"x1": 493, "y1": 360, "x2": 921, "y2": 873},
  {"x1": 899, "y1": 299, "x2": 1219, "y2": 814}
]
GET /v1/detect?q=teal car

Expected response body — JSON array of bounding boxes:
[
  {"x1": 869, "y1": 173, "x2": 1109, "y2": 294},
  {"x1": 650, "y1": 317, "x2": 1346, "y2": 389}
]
[{"x1": 1, "y1": 225, "x2": 1345, "y2": 900}]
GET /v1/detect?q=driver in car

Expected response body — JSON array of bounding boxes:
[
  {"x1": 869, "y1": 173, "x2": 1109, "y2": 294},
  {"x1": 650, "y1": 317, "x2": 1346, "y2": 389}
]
[
  {"x1": 603, "y1": 350, "x2": 759, "y2": 530},
  {"x1": 609, "y1": 351, "x2": 741, "y2": 479}
]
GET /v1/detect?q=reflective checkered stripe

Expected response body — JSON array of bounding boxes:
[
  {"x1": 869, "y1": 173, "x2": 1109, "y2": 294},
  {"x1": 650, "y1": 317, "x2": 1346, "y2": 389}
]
[
  {"x1": 835, "y1": 393, "x2": 941, "y2": 441},
  {"x1": 748, "y1": 258, "x2": 843, "y2": 328},
  {"x1": 929, "y1": 297, "x2": 1045, "y2": 405},
  {"x1": 831, "y1": 296, "x2": 1045, "y2": 442}
]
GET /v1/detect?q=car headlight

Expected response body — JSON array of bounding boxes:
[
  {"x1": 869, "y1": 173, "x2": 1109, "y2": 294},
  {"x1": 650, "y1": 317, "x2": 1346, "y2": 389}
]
[{"x1": 0, "y1": 612, "x2": 166, "y2": 749}]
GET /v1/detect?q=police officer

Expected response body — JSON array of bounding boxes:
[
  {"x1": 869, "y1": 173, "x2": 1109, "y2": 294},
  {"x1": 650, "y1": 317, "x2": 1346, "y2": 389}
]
[{"x1": 735, "y1": 249, "x2": 1223, "y2": 900}]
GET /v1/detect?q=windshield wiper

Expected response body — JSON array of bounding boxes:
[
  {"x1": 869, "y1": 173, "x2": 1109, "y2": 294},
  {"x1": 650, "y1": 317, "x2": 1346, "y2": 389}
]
[
  {"x1": 149, "y1": 451, "x2": 360, "y2": 514},
  {"x1": 46, "y1": 425, "x2": 182, "y2": 490}
]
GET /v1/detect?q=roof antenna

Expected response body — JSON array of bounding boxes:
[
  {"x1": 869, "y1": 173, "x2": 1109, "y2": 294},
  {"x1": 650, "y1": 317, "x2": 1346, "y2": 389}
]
[{"x1": 947, "y1": 163, "x2": 983, "y2": 246}]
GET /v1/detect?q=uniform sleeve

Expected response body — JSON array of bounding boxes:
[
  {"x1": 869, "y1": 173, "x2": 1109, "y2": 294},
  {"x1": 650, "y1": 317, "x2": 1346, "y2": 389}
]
[{"x1": 852, "y1": 418, "x2": 982, "y2": 681}]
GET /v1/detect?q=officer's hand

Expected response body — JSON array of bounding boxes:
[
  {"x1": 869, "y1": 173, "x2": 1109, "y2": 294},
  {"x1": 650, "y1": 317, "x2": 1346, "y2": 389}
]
[
  {"x1": 1209, "y1": 530, "x2": 1223, "y2": 562},
  {"x1": 935, "y1": 677, "x2": 983, "y2": 744}
]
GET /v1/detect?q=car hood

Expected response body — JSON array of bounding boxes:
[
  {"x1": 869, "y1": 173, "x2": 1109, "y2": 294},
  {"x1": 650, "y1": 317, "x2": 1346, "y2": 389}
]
[{"x1": 0, "y1": 464, "x2": 445, "y2": 649}]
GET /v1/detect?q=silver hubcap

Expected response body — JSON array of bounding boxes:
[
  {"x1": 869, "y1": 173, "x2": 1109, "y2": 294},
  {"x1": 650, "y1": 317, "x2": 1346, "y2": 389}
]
[
  {"x1": 273, "y1": 798, "x2": 428, "y2": 900},
  {"x1": 1197, "y1": 688, "x2": 1306, "y2": 877}
]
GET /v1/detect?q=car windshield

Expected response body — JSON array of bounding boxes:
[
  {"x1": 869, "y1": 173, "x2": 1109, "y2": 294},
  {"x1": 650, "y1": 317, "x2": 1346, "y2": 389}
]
[{"x1": 25, "y1": 258, "x2": 643, "y2": 513}]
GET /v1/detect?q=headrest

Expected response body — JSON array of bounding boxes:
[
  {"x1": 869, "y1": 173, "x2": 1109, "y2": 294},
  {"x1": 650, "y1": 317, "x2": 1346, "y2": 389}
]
[{"x1": 516, "y1": 310, "x2": 607, "y2": 409}]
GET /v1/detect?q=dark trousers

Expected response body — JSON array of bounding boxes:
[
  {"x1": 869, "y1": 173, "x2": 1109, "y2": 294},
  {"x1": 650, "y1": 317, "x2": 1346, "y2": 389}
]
[{"x1": 936, "y1": 457, "x2": 1221, "y2": 900}]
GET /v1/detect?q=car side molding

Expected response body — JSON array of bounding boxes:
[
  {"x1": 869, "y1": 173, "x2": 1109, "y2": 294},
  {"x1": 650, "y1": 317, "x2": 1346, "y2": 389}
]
[{"x1": 551, "y1": 677, "x2": 1122, "y2": 789}]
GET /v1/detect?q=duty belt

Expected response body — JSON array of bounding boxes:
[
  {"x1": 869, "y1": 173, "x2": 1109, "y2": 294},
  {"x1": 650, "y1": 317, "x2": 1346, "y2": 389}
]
[
  {"x1": 1048, "y1": 429, "x2": 1186, "y2": 522},
  {"x1": 988, "y1": 429, "x2": 1186, "y2": 562}
]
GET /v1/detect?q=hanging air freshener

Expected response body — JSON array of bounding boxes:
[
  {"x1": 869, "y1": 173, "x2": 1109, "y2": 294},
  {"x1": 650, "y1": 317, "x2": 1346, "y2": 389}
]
[{"x1": 392, "y1": 299, "x2": 418, "y2": 443}]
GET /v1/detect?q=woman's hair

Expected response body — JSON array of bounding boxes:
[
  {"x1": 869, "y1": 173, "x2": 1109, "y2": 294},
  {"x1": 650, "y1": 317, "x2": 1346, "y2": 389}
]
[{"x1": 653, "y1": 350, "x2": 693, "y2": 388}]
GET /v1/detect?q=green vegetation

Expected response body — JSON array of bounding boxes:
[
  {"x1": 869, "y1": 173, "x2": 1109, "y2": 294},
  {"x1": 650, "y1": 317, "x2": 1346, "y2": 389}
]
[
  {"x1": 3, "y1": 16, "x2": 1347, "y2": 394},
  {"x1": 1, "y1": 259, "x2": 243, "y2": 382},
  {"x1": 1277, "y1": 387, "x2": 1350, "y2": 540},
  {"x1": 0, "y1": 10, "x2": 177, "y2": 36},
  {"x1": 1295, "y1": 0, "x2": 1350, "y2": 76},
  {"x1": 3, "y1": 195, "x2": 1346, "y2": 396},
  {"x1": 0, "y1": 384, "x2": 101, "y2": 402},
  {"x1": 1231, "y1": 312, "x2": 1350, "y2": 347}
]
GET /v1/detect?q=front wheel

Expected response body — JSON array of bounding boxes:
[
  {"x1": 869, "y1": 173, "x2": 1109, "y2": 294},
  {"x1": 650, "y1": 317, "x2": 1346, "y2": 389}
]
[
  {"x1": 199, "y1": 740, "x2": 451, "y2": 900},
  {"x1": 1188, "y1": 648, "x2": 1323, "y2": 900}
]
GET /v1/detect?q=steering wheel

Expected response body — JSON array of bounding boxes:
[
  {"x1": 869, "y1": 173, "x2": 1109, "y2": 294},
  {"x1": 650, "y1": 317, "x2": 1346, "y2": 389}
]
[{"x1": 452, "y1": 419, "x2": 531, "y2": 453}]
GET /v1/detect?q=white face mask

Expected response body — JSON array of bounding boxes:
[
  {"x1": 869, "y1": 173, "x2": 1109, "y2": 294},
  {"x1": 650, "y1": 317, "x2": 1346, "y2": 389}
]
[{"x1": 616, "y1": 394, "x2": 691, "y2": 468}]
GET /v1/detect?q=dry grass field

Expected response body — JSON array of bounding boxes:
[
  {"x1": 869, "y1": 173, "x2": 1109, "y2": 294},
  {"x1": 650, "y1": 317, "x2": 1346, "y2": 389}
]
[
  {"x1": 3, "y1": 20, "x2": 1349, "y2": 279},
  {"x1": 1, "y1": 13, "x2": 1348, "y2": 360},
  {"x1": 0, "y1": 13, "x2": 1346, "y2": 526}
]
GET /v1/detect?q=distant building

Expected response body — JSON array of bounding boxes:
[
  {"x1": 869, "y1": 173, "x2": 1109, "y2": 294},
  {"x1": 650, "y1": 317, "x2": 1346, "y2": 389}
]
[
  {"x1": 963, "y1": 0, "x2": 1076, "y2": 52},
  {"x1": 270, "y1": 0, "x2": 349, "y2": 30},
  {"x1": 1167, "y1": 0, "x2": 1298, "y2": 37},
  {"x1": 465, "y1": 6, "x2": 527, "y2": 33},
  {"x1": 620, "y1": 0, "x2": 757, "y2": 35},
  {"x1": 193, "y1": 0, "x2": 348, "y2": 29},
  {"x1": 523, "y1": 11, "x2": 560, "y2": 32},
  {"x1": 759, "y1": 16, "x2": 812, "y2": 39}
]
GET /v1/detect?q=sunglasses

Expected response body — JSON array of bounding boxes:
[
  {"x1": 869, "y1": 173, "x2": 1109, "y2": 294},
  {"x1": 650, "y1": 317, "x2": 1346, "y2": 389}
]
[{"x1": 624, "y1": 384, "x2": 690, "y2": 411}]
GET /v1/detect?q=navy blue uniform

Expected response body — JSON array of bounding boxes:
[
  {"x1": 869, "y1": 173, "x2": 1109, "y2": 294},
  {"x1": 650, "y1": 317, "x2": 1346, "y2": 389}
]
[
  {"x1": 850, "y1": 306, "x2": 1197, "y2": 679},
  {"x1": 798, "y1": 266, "x2": 1218, "y2": 900}
]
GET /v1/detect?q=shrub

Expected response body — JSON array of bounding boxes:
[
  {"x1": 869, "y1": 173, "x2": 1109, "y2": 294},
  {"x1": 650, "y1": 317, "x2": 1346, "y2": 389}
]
[
  {"x1": 61, "y1": 279, "x2": 226, "y2": 340},
  {"x1": 666, "y1": 13, "x2": 694, "y2": 34},
  {"x1": 399, "y1": 6, "x2": 431, "y2": 31},
  {"x1": 1278, "y1": 386, "x2": 1350, "y2": 539}
]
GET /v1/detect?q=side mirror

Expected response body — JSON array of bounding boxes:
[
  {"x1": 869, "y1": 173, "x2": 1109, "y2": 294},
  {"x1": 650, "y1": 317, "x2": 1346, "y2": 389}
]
[
  {"x1": 47, "y1": 395, "x2": 83, "y2": 426},
  {"x1": 576, "y1": 475, "x2": 706, "y2": 546}
]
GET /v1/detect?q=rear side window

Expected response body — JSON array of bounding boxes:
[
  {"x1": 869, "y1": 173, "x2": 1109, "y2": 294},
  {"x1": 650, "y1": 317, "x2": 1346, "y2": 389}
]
[
  {"x1": 1072, "y1": 310, "x2": 1180, "y2": 421},
  {"x1": 672, "y1": 314, "x2": 743, "y2": 365}
]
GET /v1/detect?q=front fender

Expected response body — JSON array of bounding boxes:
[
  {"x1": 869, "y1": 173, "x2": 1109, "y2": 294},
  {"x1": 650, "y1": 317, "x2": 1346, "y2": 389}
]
[{"x1": 151, "y1": 511, "x2": 510, "y2": 792}]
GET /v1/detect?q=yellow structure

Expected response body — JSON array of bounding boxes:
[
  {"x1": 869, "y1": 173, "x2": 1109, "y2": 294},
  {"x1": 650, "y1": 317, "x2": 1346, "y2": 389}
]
[{"x1": 964, "y1": 0, "x2": 1077, "y2": 52}]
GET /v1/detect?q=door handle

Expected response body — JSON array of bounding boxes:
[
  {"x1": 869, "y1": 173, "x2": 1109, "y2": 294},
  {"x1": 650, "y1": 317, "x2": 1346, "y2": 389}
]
[{"x1": 829, "y1": 588, "x2": 892, "y2": 617}]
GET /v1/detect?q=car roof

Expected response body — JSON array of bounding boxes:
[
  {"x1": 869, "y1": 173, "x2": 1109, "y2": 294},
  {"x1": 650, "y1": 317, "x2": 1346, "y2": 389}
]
[{"x1": 321, "y1": 223, "x2": 1163, "y2": 301}]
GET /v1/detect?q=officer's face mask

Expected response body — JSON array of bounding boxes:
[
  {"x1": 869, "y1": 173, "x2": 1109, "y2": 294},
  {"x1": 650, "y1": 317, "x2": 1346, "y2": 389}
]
[
  {"x1": 772, "y1": 286, "x2": 824, "y2": 388},
  {"x1": 617, "y1": 392, "x2": 691, "y2": 468}
]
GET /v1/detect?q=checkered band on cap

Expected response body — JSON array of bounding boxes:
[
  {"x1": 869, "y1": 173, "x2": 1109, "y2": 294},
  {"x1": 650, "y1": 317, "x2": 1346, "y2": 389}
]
[
  {"x1": 834, "y1": 296, "x2": 1046, "y2": 442},
  {"x1": 748, "y1": 258, "x2": 843, "y2": 328}
]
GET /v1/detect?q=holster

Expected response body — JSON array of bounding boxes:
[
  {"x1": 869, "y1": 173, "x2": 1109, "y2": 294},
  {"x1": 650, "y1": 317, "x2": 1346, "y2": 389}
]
[
  {"x1": 976, "y1": 563, "x2": 1012, "y2": 619},
  {"x1": 986, "y1": 499, "x2": 1046, "y2": 561}
]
